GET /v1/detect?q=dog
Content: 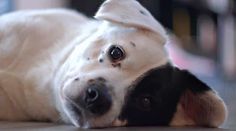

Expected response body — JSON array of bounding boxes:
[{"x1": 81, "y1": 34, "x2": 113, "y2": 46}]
[{"x1": 0, "y1": 0, "x2": 227, "y2": 128}]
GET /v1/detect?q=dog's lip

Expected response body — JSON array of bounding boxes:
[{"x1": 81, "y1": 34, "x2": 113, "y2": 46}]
[{"x1": 65, "y1": 97, "x2": 85, "y2": 126}]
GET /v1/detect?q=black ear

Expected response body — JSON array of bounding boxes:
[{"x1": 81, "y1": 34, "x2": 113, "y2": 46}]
[
  {"x1": 117, "y1": 64, "x2": 227, "y2": 127},
  {"x1": 170, "y1": 67, "x2": 227, "y2": 127}
]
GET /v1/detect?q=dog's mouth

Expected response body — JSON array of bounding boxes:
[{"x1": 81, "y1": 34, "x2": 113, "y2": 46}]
[
  {"x1": 66, "y1": 99, "x2": 119, "y2": 128},
  {"x1": 65, "y1": 97, "x2": 86, "y2": 127}
]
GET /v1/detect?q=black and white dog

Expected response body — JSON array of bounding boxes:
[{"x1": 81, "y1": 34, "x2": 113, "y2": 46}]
[{"x1": 0, "y1": 0, "x2": 227, "y2": 128}]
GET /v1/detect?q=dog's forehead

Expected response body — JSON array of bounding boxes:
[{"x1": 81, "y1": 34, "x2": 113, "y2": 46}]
[
  {"x1": 84, "y1": 22, "x2": 168, "y2": 59},
  {"x1": 79, "y1": 23, "x2": 169, "y2": 74},
  {"x1": 96, "y1": 22, "x2": 164, "y2": 45}
]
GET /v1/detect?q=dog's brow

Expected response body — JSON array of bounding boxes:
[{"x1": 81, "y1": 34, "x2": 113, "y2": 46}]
[{"x1": 92, "y1": 38, "x2": 104, "y2": 44}]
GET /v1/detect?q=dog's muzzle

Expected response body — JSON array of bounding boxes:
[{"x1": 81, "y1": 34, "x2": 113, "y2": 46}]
[
  {"x1": 68, "y1": 78, "x2": 112, "y2": 117},
  {"x1": 83, "y1": 83, "x2": 112, "y2": 115}
]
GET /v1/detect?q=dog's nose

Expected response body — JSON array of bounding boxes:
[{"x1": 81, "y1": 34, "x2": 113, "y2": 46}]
[
  {"x1": 83, "y1": 84, "x2": 112, "y2": 115},
  {"x1": 85, "y1": 87, "x2": 99, "y2": 105}
]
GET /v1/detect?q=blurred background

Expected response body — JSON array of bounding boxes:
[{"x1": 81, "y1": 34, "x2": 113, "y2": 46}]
[{"x1": 0, "y1": 0, "x2": 235, "y2": 129}]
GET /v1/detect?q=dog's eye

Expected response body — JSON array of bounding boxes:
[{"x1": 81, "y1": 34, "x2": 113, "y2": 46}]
[
  {"x1": 109, "y1": 45, "x2": 125, "y2": 62},
  {"x1": 139, "y1": 96, "x2": 152, "y2": 111},
  {"x1": 141, "y1": 97, "x2": 151, "y2": 108}
]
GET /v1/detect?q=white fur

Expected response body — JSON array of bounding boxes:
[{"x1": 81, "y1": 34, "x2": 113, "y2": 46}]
[
  {"x1": 0, "y1": 9, "x2": 91, "y2": 121},
  {"x1": 0, "y1": 0, "x2": 169, "y2": 128}
]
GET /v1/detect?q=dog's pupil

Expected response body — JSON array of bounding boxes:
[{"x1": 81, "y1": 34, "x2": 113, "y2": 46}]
[
  {"x1": 141, "y1": 97, "x2": 151, "y2": 108},
  {"x1": 110, "y1": 47, "x2": 123, "y2": 60},
  {"x1": 87, "y1": 88, "x2": 99, "y2": 101}
]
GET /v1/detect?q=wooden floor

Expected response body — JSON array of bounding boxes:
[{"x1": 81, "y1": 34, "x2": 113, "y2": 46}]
[{"x1": 0, "y1": 122, "x2": 230, "y2": 131}]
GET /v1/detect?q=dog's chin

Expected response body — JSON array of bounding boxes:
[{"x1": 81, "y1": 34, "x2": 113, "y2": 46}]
[
  {"x1": 65, "y1": 103, "x2": 115, "y2": 128},
  {"x1": 65, "y1": 102, "x2": 87, "y2": 128}
]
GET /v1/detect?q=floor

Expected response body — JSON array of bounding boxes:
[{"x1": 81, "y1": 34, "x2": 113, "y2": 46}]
[{"x1": 0, "y1": 122, "x2": 230, "y2": 131}]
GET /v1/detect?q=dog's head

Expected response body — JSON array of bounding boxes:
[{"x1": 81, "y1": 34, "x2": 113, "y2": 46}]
[{"x1": 56, "y1": 0, "x2": 227, "y2": 128}]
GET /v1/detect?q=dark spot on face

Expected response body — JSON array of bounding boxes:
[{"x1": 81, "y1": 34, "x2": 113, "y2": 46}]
[
  {"x1": 119, "y1": 63, "x2": 212, "y2": 126},
  {"x1": 99, "y1": 59, "x2": 104, "y2": 63},
  {"x1": 88, "y1": 79, "x2": 95, "y2": 83},
  {"x1": 112, "y1": 63, "x2": 121, "y2": 68},
  {"x1": 121, "y1": 22, "x2": 125, "y2": 24},
  {"x1": 88, "y1": 77, "x2": 106, "y2": 85},
  {"x1": 87, "y1": 58, "x2": 90, "y2": 61},
  {"x1": 97, "y1": 77, "x2": 106, "y2": 82},
  {"x1": 139, "y1": 10, "x2": 147, "y2": 16},
  {"x1": 74, "y1": 77, "x2": 80, "y2": 81},
  {"x1": 130, "y1": 42, "x2": 136, "y2": 47}
]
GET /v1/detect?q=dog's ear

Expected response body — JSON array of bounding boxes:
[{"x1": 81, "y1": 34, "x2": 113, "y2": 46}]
[
  {"x1": 171, "y1": 68, "x2": 227, "y2": 127},
  {"x1": 94, "y1": 0, "x2": 167, "y2": 44}
]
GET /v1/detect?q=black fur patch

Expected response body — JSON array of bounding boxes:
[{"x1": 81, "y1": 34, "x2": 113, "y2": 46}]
[{"x1": 119, "y1": 63, "x2": 211, "y2": 126}]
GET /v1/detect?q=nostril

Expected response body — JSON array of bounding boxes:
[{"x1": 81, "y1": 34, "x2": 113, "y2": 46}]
[{"x1": 86, "y1": 87, "x2": 99, "y2": 104}]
